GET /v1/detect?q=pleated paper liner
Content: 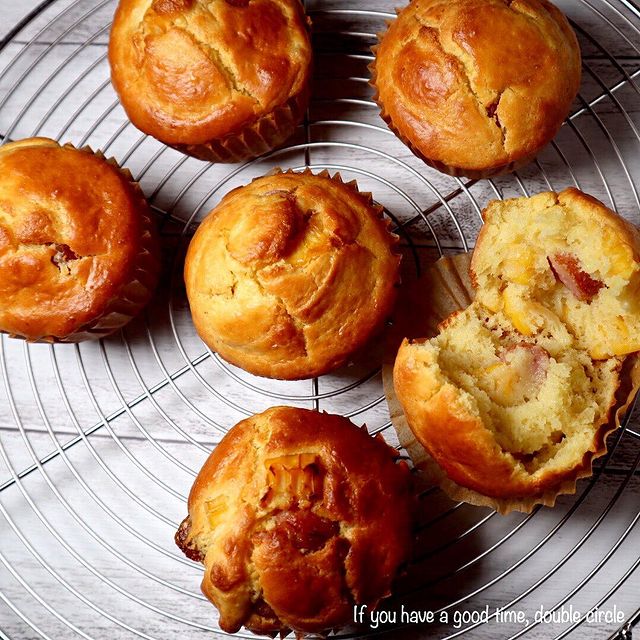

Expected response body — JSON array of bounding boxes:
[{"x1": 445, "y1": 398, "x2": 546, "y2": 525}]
[
  {"x1": 0, "y1": 138, "x2": 161, "y2": 343},
  {"x1": 382, "y1": 252, "x2": 640, "y2": 514}
]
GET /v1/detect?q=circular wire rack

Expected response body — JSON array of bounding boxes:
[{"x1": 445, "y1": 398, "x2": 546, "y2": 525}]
[{"x1": 0, "y1": 0, "x2": 640, "y2": 638}]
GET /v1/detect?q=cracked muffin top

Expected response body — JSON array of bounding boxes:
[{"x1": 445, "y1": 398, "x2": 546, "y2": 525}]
[
  {"x1": 371, "y1": 0, "x2": 581, "y2": 177},
  {"x1": 175, "y1": 406, "x2": 413, "y2": 635},
  {"x1": 108, "y1": 0, "x2": 312, "y2": 149},
  {"x1": 0, "y1": 138, "x2": 160, "y2": 342},
  {"x1": 184, "y1": 170, "x2": 401, "y2": 379}
]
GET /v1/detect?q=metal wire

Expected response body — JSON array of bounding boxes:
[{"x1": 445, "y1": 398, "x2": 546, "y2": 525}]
[{"x1": 0, "y1": 1, "x2": 639, "y2": 639}]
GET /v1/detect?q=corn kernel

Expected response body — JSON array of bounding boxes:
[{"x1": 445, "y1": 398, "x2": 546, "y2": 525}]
[
  {"x1": 502, "y1": 286, "x2": 535, "y2": 336},
  {"x1": 204, "y1": 496, "x2": 227, "y2": 528},
  {"x1": 264, "y1": 453, "x2": 322, "y2": 505}
]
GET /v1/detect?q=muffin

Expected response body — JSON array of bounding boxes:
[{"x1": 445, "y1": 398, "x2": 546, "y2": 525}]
[
  {"x1": 0, "y1": 138, "x2": 160, "y2": 342},
  {"x1": 472, "y1": 188, "x2": 640, "y2": 359},
  {"x1": 109, "y1": 0, "x2": 312, "y2": 163},
  {"x1": 392, "y1": 188, "x2": 640, "y2": 509},
  {"x1": 184, "y1": 170, "x2": 401, "y2": 380},
  {"x1": 175, "y1": 406, "x2": 414, "y2": 636},
  {"x1": 371, "y1": 0, "x2": 582, "y2": 178},
  {"x1": 393, "y1": 304, "x2": 624, "y2": 504}
]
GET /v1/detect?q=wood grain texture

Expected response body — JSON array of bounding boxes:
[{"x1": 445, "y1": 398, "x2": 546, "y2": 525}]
[{"x1": 0, "y1": 1, "x2": 639, "y2": 639}]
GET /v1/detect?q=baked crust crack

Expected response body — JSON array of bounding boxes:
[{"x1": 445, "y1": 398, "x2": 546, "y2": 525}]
[
  {"x1": 486, "y1": 89, "x2": 507, "y2": 147},
  {"x1": 253, "y1": 272, "x2": 310, "y2": 358},
  {"x1": 218, "y1": 239, "x2": 311, "y2": 359},
  {"x1": 180, "y1": 26, "x2": 259, "y2": 105},
  {"x1": 139, "y1": 11, "x2": 260, "y2": 106},
  {"x1": 5, "y1": 241, "x2": 97, "y2": 276},
  {"x1": 412, "y1": 15, "x2": 507, "y2": 151}
]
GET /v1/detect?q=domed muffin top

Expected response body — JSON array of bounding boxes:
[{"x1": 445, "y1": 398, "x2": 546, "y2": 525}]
[
  {"x1": 184, "y1": 170, "x2": 401, "y2": 379},
  {"x1": 0, "y1": 138, "x2": 157, "y2": 341},
  {"x1": 176, "y1": 406, "x2": 413, "y2": 635},
  {"x1": 109, "y1": 0, "x2": 312, "y2": 145},
  {"x1": 372, "y1": 0, "x2": 581, "y2": 174}
]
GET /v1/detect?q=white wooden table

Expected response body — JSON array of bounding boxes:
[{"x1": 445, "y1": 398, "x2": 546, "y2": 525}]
[{"x1": 0, "y1": 1, "x2": 639, "y2": 639}]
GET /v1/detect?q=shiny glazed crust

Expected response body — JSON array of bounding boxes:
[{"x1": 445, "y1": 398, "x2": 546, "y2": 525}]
[
  {"x1": 175, "y1": 406, "x2": 413, "y2": 635},
  {"x1": 184, "y1": 170, "x2": 401, "y2": 380},
  {"x1": 0, "y1": 138, "x2": 160, "y2": 342},
  {"x1": 371, "y1": 0, "x2": 582, "y2": 177},
  {"x1": 109, "y1": 0, "x2": 312, "y2": 162}
]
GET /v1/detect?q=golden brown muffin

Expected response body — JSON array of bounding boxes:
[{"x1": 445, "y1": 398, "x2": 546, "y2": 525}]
[
  {"x1": 371, "y1": 0, "x2": 582, "y2": 177},
  {"x1": 392, "y1": 188, "x2": 640, "y2": 507},
  {"x1": 175, "y1": 406, "x2": 413, "y2": 636},
  {"x1": 109, "y1": 0, "x2": 312, "y2": 162},
  {"x1": 0, "y1": 138, "x2": 160, "y2": 342},
  {"x1": 393, "y1": 304, "x2": 623, "y2": 502},
  {"x1": 184, "y1": 170, "x2": 401, "y2": 380},
  {"x1": 472, "y1": 188, "x2": 640, "y2": 359}
]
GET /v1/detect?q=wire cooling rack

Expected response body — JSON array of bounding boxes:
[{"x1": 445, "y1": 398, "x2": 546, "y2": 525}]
[{"x1": 0, "y1": 1, "x2": 640, "y2": 638}]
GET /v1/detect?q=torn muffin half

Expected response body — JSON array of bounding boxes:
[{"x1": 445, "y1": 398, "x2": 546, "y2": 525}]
[
  {"x1": 394, "y1": 303, "x2": 622, "y2": 503},
  {"x1": 472, "y1": 188, "x2": 640, "y2": 359}
]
